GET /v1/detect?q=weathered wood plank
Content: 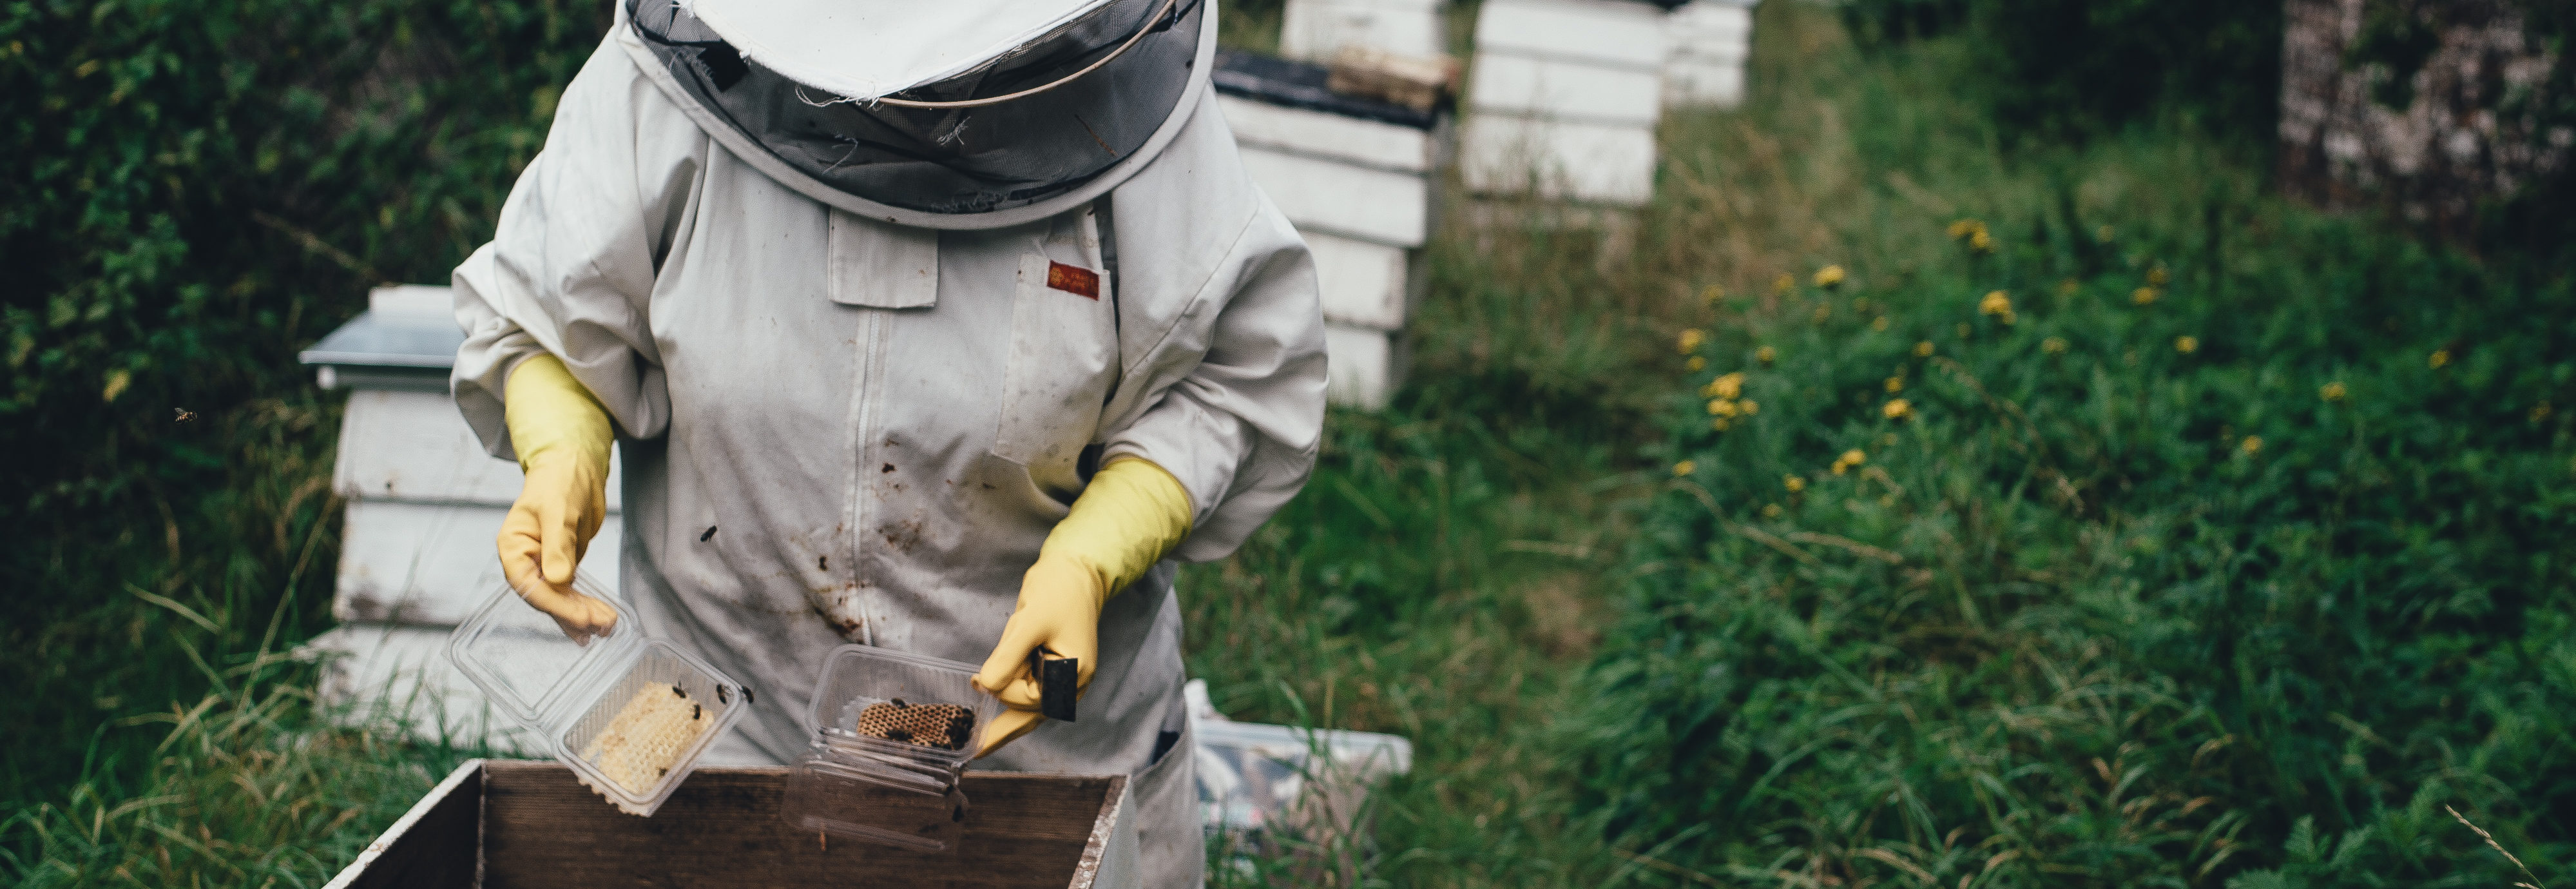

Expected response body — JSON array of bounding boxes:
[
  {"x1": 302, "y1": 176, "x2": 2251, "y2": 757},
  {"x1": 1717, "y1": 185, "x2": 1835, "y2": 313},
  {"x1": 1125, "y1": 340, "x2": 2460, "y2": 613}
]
[
  {"x1": 1236, "y1": 145, "x2": 1432, "y2": 247},
  {"x1": 322, "y1": 759, "x2": 484, "y2": 889},
  {"x1": 1280, "y1": 0, "x2": 1445, "y2": 63},
  {"x1": 479, "y1": 762, "x2": 1125, "y2": 888},
  {"x1": 1308, "y1": 233, "x2": 1412, "y2": 331},
  {"x1": 1217, "y1": 95, "x2": 1438, "y2": 173},
  {"x1": 1468, "y1": 52, "x2": 1664, "y2": 126},
  {"x1": 1474, "y1": 0, "x2": 1669, "y2": 70},
  {"x1": 1459, "y1": 114, "x2": 1658, "y2": 205},
  {"x1": 1323, "y1": 324, "x2": 1401, "y2": 410},
  {"x1": 335, "y1": 389, "x2": 624, "y2": 509},
  {"x1": 335, "y1": 499, "x2": 624, "y2": 626}
]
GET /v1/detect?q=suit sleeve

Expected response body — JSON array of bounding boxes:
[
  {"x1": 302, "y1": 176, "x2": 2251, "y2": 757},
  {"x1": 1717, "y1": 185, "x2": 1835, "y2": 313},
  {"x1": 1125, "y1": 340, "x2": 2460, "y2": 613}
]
[{"x1": 450, "y1": 35, "x2": 702, "y2": 460}]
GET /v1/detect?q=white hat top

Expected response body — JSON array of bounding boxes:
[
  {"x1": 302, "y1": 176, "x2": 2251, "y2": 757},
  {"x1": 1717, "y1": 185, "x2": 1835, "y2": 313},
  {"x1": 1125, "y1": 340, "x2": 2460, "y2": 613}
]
[{"x1": 680, "y1": 0, "x2": 1121, "y2": 101}]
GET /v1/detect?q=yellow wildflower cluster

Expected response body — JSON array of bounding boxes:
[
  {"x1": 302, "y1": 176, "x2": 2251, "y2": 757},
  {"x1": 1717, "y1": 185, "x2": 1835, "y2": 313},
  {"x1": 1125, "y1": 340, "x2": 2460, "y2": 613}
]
[
  {"x1": 1702, "y1": 284, "x2": 1726, "y2": 306},
  {"x1": 1784, "y1": 474, "x2": 1806, "y2": 493},
  {"x1": 1702, "y1": 373, "x2": 1754, "y2": 430},
  {"x1": 1687, "y1": 357, "x2": 1707, "y2": 371},
  {"x1": 2320, "y1": 382, "x2": 2347, "y2": 403},
  {"x1": 1673, "y1": 460, "x2": 1696, "y2": 476},
  {"x1": 1761, "y1": 503, "x2": 1784, "y2": 519},
  {"x1": 2242, "y1": 436, "x2": 2264, "y2": 456},
  {"x1": 1883, "y1": 398, "x2": 1912, "y2": 420},
  {"x1": 1914, "y1": 340, "x2": 1934, "y2": 357},
  {"x1": 1871, "y1": 316, "x2": 1890, "y2": 331},
  {"x1": 2133, "y1": 287, "x2": 2160, "y2": 306},
  {"x1": 2043, "y1": 337, "x2": 2070, "y2": 355},
  {"x1": 2175, "y1": 335, "x2": 2198, "y2": 355},
  {"x1": 2429, "y1": 349, "x2": 2450, "y2": 369},
  {"x1": 1948, "y1": 219, "x2": 1995, "y2": 255},
  {"x1": 1756, "y1": 346, "x2": 1777, "y2": 365},
  {"x1": 1979, "y1": 290, "x2": 2015, "y2": 324},
  {"x1": 1831, "y1": 449, "x2": 1866, "y2": 475},
  {"x1": 1678, "y1": 328, "x2": 1706, "y2": 355},
  {"x1": 1702, "y1": 373, "x2": 1744, "y2": 400},
  {"x1": 1773, "y1": 273, "x2": 1796, "y2": 295},
  {"x1": 1815, "y1": 266, "x2": 1847, "y2": 289},
  {"x1": 1885, "y1": 375, "x2": 1905, "y2": 393}
]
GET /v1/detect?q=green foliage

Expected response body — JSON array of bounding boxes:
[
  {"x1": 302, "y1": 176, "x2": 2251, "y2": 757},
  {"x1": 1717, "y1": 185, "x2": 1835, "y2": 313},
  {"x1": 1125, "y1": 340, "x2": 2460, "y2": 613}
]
[
  {"x1": 0, "y1": 0, "x2": 606, "y2": 810},
  {"x1": 1584, "y1": 94, "x2": 2576, "y2": 889},
  {"x1": 1839, "y1": 0, "x2": 2282, "y2": 142}
]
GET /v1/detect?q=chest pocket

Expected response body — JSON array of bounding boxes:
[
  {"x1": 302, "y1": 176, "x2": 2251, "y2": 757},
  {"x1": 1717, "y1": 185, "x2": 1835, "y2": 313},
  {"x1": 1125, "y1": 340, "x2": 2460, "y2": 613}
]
[{"x1": 992, "y1": 253, "x2": 1118, "y2": 471}]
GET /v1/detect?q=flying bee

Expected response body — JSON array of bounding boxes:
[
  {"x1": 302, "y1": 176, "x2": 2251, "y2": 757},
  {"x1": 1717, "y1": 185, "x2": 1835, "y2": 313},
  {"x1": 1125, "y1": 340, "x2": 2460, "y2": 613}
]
[{"x1": 173, "y1": 408, "x2": 196, "y2": 423}]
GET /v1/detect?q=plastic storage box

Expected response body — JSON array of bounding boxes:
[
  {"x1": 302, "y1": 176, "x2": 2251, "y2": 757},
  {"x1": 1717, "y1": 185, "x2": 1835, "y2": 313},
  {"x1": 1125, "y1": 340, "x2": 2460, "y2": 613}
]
[
  {"x1": 782, "y1": 645, "x2": 1008, "y2": 853},
  {"x1": 443, "y1": 580, "x2": 749, "y2": 817}
]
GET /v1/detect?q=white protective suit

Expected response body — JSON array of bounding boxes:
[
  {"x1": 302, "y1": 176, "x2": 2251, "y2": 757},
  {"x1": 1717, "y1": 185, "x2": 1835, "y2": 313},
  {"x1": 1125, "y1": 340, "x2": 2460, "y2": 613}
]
[{"x1": 447, "y1": 4, "x2": 1326, "y2": 883}]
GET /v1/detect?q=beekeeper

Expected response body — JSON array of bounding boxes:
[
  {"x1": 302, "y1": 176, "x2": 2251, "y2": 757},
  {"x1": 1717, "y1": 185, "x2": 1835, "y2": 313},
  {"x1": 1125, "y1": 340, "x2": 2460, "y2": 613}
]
[{"x1": 447, "y1": 0, "x2": 1323, "y2": 882}]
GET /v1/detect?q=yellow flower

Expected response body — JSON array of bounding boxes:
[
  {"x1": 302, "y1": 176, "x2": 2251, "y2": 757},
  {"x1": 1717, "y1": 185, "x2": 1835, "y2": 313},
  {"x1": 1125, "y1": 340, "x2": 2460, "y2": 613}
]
[
  {"x1": 1707, "y1": 398, "x2": 1740, "y2": 418},
  {"x1": 1884, "y1": 376, "x2": 1905, "y2": 393},
  {"x1": 1702, "y1": 372, "x2": 1745, "y2": 400},
  {"x1": 1686, "y1": 356, "x2": 1707, "y2": 371},
  {"x1": 1968, "y1": 229, "x2": 1995, "y2": 255},
  {"x1": 2242, "y1": 436, "x2": 2263, "y2": 456},
  {"x1": 2147, "y1": 266, "x2": 2170, "y2": 287},
  {"x1": 1914, "y1": 340, "x2": 1934, "y2": 357},
  {"x1": 1761, "y1": 503, "x2": 1784, "y2": 519},
  {"x1": 2132, "y1": 287, "x2": 2159, "y2": 306},
  {"x1": 101, "y1": 369, "x2": 130, "y2": 403},
  {"x1": 1815, "y1": 266, "x2": 1847, "y2": 288},
  {"x1": 1871, "y1": 316, "x2": 1890, "y2": 331},
  {"x1": 2175, "y1": 335, "x2": 2198, "y2": 355},
  {"x1": 1947, "y1": 219, "x2": 1982, "y2": 240},
  {"x1": 1673, "y1": 460, "x2": 1696, "y2": 476},
  {"x1": 1831, "y1": 461, "x2": 1850, "y2": 476},
  {"x1": 1979, "y1": 291, "x2": 2012, "y2": 317},
  {"x1": 1739, "y1": 398, "x2": 1759, "y2": 415},
  {"x1": 1883, "y1": 398, "x2": 1912, "y2": 420},
  {"x1": 1756, "y1": 346, "x2": 1776, "y2": 365},
  {"x1": 2320, "y1": 382, "x2": 2347, "y2": 402},
  {"x1": 1841, "y1": 449, "x2": 1867, "y2": 467},
  {"x1": 1678, "y1": 328, "x2": 1706, "y2": 354},
  {"x1": 2429, "y1": 349, "x2": 2450, "y2": 369},
  {"x1": 2043, "y1": 337, "x2": 2069, "y2": 355},
  {"x1": 1784, "y1": 474, "x2": 1805, "y2": 493},
  {"x1": 1773, "y1": 273, "x2": 1796, "y2": 295},
  {"x1": 1702, "y1": 284, "x2": 1726, "y2": 306}
]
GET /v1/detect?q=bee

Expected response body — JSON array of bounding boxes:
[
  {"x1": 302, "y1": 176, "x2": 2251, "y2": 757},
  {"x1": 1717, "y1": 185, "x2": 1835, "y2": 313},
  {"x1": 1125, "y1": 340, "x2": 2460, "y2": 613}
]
[
  {"x1": 692, "y1": 704, "x2": 702, "y2": 721},
  {"x1": 717, "y1": 686, "x2": 730, "y2": 705},
  {"x1": 173, "y1": 408, "x2": 196, "y2": 423},
  {"x1": 672, "y1": 684, "x2": 687, "y2": 698}
]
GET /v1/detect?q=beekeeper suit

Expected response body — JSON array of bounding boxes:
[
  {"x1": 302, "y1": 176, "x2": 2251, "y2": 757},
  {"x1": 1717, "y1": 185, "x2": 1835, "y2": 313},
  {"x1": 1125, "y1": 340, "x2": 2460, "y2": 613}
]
[{"x1": 446, "y1": 0, "x2": 1325, "y2": 882}]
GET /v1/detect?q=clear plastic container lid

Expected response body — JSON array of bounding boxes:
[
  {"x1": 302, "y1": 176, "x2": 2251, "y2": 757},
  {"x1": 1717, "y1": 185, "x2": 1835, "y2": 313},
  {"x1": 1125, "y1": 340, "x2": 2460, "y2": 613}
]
[
  {"x1": 783, "y1": 644, "x2": 1004, "y2": 852},
  {"x1": 444, "y1": 578, "x2": 749, "y2": 817}
]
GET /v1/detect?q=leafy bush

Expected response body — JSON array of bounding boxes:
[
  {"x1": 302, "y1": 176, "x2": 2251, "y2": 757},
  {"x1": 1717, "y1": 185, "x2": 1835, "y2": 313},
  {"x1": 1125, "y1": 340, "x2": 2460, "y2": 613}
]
[
  {"x1": 0, "y1": 0, "x2": 606, "y2": 806},
  {"x1": 1582, "y1": 181, "x2": 2576, "y2": 883}
]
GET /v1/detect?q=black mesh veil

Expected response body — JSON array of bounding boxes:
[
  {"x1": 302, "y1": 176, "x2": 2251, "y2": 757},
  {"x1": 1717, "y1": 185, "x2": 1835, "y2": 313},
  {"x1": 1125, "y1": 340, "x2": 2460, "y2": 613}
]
[{"x1": 628, "y1": 0, "x2": 1205, "y2": 216}]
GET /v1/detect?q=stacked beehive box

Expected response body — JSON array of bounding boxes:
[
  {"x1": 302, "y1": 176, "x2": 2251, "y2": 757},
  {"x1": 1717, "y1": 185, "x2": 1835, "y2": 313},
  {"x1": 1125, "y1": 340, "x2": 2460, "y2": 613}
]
[
  {"x1": 1216, "y1": 50, "x2": 1448, "y2": 409},
  {"x1": 1282, "y1": 0, "x2": 1447, "y2": 61},
  {"x1": 1664, "y1": 0, "x2": 1756, "y2": 108},
  {"x1": 299, "y1": 285, "x2": 623, "y2": 750},
  {"x1": 1459, "y1": 0, "x2": 1669, "y2": 208}
]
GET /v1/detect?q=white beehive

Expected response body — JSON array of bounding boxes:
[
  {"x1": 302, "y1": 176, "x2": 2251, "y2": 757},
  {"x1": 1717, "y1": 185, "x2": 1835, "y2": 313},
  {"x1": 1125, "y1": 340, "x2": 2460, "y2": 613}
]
[
  {"x1": 1664, "y1": 0, "x2": 1756, "y2": 108},
  {"x1": 1461, "y1": 0, "x2": 1669, "y2": 207},
  {"x1": 300, "y1": 285, "x2": 624, "y2": 750},
  {"x1": 1280, "y1": 0, "x2": 1447, "y2": 63},
  {"x1": 1216, "y1": 52, "x2": 1448, "y2": 410}
]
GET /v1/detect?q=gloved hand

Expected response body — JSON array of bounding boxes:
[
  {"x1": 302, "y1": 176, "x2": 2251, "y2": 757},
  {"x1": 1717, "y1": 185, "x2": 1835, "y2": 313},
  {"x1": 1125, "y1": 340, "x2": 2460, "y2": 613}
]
[
  {"x1": 497, "y1": 353, "x2": 620, "y2": 643},
  {"x1": 974, "y1": 456, "x2": 1194, "y2": 757}
]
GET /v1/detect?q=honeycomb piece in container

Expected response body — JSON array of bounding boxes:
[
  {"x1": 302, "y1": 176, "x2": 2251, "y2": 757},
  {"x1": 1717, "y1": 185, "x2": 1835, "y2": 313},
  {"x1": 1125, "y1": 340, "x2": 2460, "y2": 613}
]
[
  {"x1": 855, "y1": 699, "x2": 976, "y2": 751},
  {"x1": 581, "y1": 683, "x2": 709, "y2": 794}
]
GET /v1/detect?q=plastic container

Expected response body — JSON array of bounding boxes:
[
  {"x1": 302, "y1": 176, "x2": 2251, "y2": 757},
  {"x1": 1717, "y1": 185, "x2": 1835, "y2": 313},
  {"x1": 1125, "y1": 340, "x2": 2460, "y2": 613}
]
[
  {"x1": 781, "y1": 645, "x2": 1006, "y2": 853},
  {"x1": 443, "y1": 578, "x2": 749, "y2": 817}
]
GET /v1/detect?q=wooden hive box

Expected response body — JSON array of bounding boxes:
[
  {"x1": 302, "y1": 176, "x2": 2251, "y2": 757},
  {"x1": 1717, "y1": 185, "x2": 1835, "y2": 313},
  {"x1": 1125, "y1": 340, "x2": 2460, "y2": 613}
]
[
  {"x1": 300, "y1": 286, "x2": 624, "y2": 748},
  {"x1": 1280, "y1": 0, "x2": 1447, "y2": 63},
  {"x1": 1662, "y1": 0, "x2": 1755, "y2": 108},
  {"x1": 1460, "y1": 0, "x2": 1668, "y2": 208},
  {"x1": 1214, "y1": 50, "x2": 1450, "y2": 410},
  {"x1": 325, "y1": 761, "x2": 1139, "y2": 889}
]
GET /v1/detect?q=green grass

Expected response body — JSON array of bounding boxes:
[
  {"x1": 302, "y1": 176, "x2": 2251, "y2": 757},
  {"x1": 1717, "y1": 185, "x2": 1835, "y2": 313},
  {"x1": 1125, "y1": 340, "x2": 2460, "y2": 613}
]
[{"x1": 10, "y1": 3, "x2": 2573, "y2": 887}]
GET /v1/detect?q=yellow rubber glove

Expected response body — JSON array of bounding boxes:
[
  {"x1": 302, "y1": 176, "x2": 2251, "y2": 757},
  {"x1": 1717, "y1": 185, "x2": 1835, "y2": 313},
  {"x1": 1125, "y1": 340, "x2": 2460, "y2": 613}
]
[
  {"x1": 497, "y1": 353, "x2": 620, "y2": 643},
  {"x1": 974, "y1": 456, "x2": 1194, "y2": 757}
]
